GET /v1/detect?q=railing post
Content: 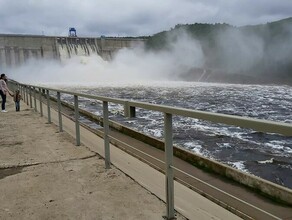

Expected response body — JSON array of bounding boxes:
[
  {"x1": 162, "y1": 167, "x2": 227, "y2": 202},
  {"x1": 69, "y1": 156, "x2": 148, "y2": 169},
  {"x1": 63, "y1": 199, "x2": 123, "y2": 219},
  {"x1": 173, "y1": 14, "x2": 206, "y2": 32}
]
[
  {"x1": 26, "y1": 86, "x2": 29, "y2": 105},
  {"x1": 39, "y1": 88, "x2": 43, "y2": 117},
  {"x1": 46, "y1": 89, "x2": 51, "y2": 123},
  {"x1": 21, "y1": 86, "x2": 24, "y2": 101},
  {"x1": 164, "y1": 113, "x2": 175, "y2": 220},
  {"x1": 23, "y1": 86, "x2": 26, "y2": 103},
  {"x1": 57, "y1": 92, "x2": 63, "y2": 132},
  {"x1": 124, "y1": 101, "x2": 136, "y2": 118},
  {"x1": 33, "y1": 87, "x2": 37, "y2": 112},
  {"x1": 103, "y1": 101, "x2": 111, "y2": 169},
  {"x1": 124, "y1": 101, "x2": 129, "y2": 117},
  {"x1": 29, "y1": 87, "x2": 33, "y2": 108},
  {"x1": 21, "y1": 86, "x2": 23, "y2": 102},
  {"x1": 74, "y1": 95, "x2": 80, "y2": 146}
]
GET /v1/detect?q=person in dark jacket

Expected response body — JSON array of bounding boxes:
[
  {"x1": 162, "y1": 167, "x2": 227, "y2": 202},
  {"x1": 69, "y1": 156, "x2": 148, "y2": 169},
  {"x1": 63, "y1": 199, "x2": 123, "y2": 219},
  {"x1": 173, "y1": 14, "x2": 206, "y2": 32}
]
[{"x1": 0, "y1": 73, "x2": 13, "y2": 112}]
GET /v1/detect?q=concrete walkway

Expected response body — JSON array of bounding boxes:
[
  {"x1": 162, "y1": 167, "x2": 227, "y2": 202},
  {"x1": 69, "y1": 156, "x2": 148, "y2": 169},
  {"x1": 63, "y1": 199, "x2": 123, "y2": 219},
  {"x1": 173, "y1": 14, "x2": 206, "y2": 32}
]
[{"x1": 0, "y1": 99, "x2": 241, "y2": 220}]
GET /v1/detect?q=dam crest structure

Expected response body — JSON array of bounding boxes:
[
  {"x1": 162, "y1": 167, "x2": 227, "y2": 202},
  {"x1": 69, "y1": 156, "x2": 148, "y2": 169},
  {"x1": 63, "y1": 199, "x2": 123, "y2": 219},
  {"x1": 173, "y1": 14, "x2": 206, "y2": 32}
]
[{"x1": 0, "y1": 34, "x2": 146, "y2": 69}]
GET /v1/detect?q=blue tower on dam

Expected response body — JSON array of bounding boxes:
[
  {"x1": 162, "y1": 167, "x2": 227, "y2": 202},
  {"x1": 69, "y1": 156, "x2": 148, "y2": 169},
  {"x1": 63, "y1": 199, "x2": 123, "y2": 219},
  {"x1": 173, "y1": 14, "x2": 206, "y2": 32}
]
[{"x1": 68, "y1": 27, "x2": 77, "y2": 37}]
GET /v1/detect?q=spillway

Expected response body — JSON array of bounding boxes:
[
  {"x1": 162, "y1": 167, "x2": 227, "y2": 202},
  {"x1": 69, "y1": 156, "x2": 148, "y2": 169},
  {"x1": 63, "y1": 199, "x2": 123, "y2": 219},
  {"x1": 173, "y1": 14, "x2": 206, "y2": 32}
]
[{"x1": 0, "y1": 34, "x2": 146, "y2": 70}]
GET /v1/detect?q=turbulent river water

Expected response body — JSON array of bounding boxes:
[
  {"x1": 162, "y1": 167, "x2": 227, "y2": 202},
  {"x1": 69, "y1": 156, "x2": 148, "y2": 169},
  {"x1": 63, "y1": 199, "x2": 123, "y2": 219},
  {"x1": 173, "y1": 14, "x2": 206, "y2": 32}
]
[{"x1": 58, "y1": 81, "x2": 292, "y2": 189}]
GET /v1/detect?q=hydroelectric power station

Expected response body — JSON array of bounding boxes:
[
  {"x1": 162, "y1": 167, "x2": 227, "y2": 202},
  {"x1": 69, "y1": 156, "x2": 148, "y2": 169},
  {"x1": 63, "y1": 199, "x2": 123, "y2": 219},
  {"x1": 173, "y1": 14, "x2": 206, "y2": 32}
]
[{"x1": 0, "y1": 34, "x2": 146, "y2": 70}]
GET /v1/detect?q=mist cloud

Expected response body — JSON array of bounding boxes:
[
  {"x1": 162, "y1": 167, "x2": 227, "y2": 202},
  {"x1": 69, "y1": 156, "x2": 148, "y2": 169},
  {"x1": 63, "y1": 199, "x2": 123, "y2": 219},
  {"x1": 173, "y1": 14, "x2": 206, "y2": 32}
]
[
  {"x1": 216, "y1": 29, "x2": 264, "y2": 73},
  {"x1": 10, "y1": 32, "x2": 204, "y2": 85}
]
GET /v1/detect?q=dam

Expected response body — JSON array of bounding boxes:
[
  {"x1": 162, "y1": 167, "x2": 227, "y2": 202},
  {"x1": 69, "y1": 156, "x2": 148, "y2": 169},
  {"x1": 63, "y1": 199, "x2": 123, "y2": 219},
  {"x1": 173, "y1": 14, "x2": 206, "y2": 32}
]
[
  {"x1": 5, "y1": 80, "x2": 292, "y2": 219},
  {"x1": 2, "y1": 33, "x2": 292, "y2": 219},
  {"x1": 0, "y1": 34, "x2": 146, "y2": 69}
]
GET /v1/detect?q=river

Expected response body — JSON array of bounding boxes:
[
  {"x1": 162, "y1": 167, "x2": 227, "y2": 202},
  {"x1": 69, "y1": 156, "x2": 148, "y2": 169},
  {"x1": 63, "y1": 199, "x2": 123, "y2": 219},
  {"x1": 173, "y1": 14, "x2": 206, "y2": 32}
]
[{"x1": 55, "y1": 81, "x2": 292, "y2": 189}]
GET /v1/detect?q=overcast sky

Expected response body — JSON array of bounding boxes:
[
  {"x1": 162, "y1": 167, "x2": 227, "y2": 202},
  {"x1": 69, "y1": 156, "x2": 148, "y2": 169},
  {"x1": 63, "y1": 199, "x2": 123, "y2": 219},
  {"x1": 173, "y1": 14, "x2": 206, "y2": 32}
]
[{"x1": 0, "y1": 0, "x2": 291, "y2": 37}]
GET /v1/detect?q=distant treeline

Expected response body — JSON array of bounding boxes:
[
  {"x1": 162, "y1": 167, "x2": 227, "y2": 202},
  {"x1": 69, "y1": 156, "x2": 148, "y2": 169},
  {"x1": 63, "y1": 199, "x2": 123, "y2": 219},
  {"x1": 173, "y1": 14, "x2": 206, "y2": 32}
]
[{"x1": 145, "y1": 17, "x2": 292, "y2": 84}]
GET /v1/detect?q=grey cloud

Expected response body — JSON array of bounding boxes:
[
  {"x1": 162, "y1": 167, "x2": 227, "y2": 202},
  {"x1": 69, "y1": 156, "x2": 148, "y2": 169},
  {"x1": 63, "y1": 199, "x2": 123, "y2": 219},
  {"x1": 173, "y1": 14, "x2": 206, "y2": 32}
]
[{"x1": 0, "y1": 0, "x2": 291, "y2": 36}]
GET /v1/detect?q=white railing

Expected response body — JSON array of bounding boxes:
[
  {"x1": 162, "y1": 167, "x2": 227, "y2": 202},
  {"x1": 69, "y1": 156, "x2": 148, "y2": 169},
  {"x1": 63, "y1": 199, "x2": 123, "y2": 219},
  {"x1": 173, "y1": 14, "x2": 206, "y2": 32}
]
[{"x1": 12, "y1": 82, "x2": 292, "y2": 220}]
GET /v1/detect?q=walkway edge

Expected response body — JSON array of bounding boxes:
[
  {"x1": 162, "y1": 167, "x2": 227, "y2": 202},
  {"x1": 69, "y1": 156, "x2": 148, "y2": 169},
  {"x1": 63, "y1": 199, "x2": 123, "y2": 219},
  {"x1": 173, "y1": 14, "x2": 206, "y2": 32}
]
[{"x1": 37, "y1": 100, "x2": 242, "y2": 220}]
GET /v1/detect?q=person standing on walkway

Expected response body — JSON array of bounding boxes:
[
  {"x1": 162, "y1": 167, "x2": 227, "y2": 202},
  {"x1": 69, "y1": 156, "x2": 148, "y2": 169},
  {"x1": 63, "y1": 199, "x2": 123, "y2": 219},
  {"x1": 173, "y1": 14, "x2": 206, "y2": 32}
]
[
  {"x1": 13, "y1": 89, "x2": 21, "y2": 111},
  {"x1": 0, "y1": 73, "x2": 13, "y2": 113}
]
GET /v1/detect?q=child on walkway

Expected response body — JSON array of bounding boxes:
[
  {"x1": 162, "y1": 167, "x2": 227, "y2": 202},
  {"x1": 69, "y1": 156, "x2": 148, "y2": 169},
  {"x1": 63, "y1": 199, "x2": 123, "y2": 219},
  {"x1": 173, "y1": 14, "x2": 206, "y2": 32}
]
[{"x1": 13, "y1": 89, "x2": 21, "y2": 111}]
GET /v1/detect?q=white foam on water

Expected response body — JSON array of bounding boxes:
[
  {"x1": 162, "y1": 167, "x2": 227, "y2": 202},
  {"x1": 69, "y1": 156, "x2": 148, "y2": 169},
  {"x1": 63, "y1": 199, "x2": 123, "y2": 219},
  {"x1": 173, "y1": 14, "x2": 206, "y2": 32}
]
[
  {"x1": 265, "y1": 143, "x2": 284, "y2": 150},
  {"x1": 284, "y1": 147, "x2": 292, "y2": 154},
  {"x1": 216, "y1": 143, "x2": 232, "y2": 148},
  {"x1": 94, "y1": 111, "x2": 102, "y2": 116},
  {"x1": 257, "y1": 158, "x2": 274, "y2": 164},
  {"x1": 184, "y1": 142, "x2": 203, "y2": 155},
  {"x1": 279, "y1": 164, "x2": 292, "y2": 170},
  {"x1": 143, "y1": 128, "x2": 163, "y2": 138},
  {"x1": 264, "y1": 141, "x2": 292, "y2": 155},
  {"x1": 227, "y1": 161, "x2": 250, "y2": 173}
]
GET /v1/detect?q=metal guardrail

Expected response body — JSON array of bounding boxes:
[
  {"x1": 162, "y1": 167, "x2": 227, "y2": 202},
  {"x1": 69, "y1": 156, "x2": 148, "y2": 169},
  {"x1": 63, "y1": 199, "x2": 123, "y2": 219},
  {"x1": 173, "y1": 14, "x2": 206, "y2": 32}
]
[{"x1": 11, "y1": 82, "x2": 292, "y2": 220}]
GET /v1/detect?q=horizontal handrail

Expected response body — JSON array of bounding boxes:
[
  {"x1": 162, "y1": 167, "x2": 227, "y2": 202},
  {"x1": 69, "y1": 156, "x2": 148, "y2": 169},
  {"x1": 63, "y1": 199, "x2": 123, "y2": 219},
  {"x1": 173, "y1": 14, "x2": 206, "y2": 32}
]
[
  {"x1": 129, "y1": 100, "x2": 292, "y2": 136},
  {"x1": 22, "y1": 84, "x2": 127, "y2": 105},
  {"x1": 18, "y1": 83, "x2": 292, "y2": 136}
]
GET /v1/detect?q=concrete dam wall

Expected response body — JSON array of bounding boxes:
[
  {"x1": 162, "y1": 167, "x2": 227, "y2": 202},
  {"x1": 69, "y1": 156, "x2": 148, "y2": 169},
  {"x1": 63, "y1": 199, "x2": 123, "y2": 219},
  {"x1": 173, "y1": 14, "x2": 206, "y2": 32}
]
[{"x1": 0, "y1": 34, "x2": 146, "y2": 70}]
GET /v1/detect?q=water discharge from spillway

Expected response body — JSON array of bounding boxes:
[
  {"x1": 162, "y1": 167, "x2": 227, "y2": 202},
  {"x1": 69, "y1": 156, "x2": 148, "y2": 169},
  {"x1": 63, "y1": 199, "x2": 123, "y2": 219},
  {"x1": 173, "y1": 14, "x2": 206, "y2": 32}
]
[{"x1": 10, "y1": 32, "x2": 205, "y2": 86}]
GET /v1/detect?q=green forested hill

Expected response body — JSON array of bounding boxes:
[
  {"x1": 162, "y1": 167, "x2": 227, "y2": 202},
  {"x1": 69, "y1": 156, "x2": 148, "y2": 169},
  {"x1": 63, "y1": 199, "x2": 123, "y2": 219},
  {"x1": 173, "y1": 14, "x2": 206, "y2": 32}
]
[{"x1": 145, "y1": 17, "x2": 292, "y2": 84}]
